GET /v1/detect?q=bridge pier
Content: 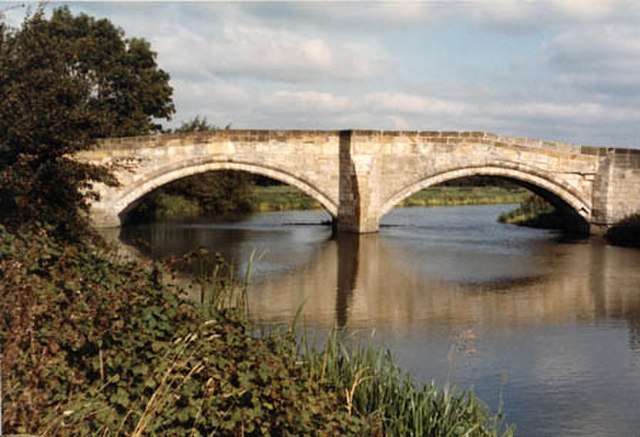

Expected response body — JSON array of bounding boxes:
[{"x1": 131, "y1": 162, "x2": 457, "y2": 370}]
[
  {"x1": 336, "y1": 130, "x2": 380, "y2": 233},
  {"x1": 590, "y1": 148, "x2": 640, "y2": 233},
  {"x1": 89, "y1": 207, "x2": 121, "y2": 229}
]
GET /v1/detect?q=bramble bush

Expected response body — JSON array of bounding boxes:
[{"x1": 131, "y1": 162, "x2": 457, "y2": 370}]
[{"x1": 0, "y1": 226, "x2": 365, "y2": 435}]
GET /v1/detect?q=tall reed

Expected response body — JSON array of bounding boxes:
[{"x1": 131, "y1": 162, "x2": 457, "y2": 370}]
[{"x1": 297, "y1": 329, "x2": 514, "y2": 436}]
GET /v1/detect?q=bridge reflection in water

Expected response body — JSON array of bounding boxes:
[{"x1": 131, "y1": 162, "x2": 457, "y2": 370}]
[{"x1": 247, "y1": 226, "x2": 640, "y2": 335}]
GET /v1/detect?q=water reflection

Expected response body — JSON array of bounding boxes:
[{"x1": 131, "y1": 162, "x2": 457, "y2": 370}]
[
  {"x1": 114, "y1": 206, "x2": 640, "y2": 331},
  {"x1": 336, "y1": 233, "x2": 359, "y2": 328},
  {"x1": 249, "y1": 231, "x2": 640, "y2": 331}
]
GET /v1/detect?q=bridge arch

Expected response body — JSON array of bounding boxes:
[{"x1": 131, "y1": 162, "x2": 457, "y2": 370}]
[
  {"x1": 115, "y1": 159, "x2": 339, "y2": 224},
  {"x1": 378, "y1": 163, "x2": 592, "y2": 223}
]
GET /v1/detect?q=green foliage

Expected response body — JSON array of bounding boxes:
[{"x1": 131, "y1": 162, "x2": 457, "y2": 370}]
[
  {"x1": 0, "y1": 227, "x2": 364, "y2": 434},
  {"x1": 1, "y1": 225, "x2": 512, "y2": 435},
  {"x1": 172, "y1": 115, "x2": 230, "y2": 133},
  {"x1": 0, "y1": 6, "x2": 174, "y2": 239},
  {"x1": 132, "y1": 191, "x2": 202, "y2": 222},
  {"x1": 498, "y1": 195, "x2": 556, "y2": 227},
  {"x1": 171, "y1": 171, "x2": 255, "y2": 216},
  {"x1": 606, "y1": 213, "x2": 640, "y2": 247},
  {"x1": 169, "y1": 117, "x2": 254, "y2": 217},
  {"x1": 440, "y1": 176, "x2": 518, "y2": 188},
  {"x1": 43, "y1": 6, "x2": 175, "y2": 137}
]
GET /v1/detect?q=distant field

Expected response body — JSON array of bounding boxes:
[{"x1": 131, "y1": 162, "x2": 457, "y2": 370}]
[
  {"x1": 253, "y1": 185, "x2": 529, "y2": 212},
  {"x1": 252, "y1": 185, "x2": 322, "y2": 211},
  {"x1": 397, "y1": 186, "x2": 528, "y2": 207}
]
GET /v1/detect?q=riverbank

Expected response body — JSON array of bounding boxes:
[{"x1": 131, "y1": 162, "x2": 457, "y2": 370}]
[
  {"x1": 255, "y1": 185, "x2": 529, "y2": 212},
  {"x1": 397, "y1": 186, "x2": 528, "y2": 208},
  {"x1": 498, "y1": 195, "x2": 558, "y2": 228},
  {"x1": 0, "y1": 226, "x2": 512, "y2": 435},
  {"x1": 146, "y1": 185, "x2": 530, "y2": 219}
]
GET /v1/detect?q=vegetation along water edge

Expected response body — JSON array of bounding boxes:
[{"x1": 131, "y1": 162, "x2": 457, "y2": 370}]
[{"x1": 0, "y1": 225, "x2": 514, "y2": 435}]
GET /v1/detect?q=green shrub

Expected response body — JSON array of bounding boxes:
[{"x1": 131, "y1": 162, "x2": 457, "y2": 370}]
[
  {"x1": 1, "y1": 225, "x2": 512, "y2": 435},
  {"x1": 605, "y1": 213, "x2": 640, "y2": 248},
  {"x1": 0, "y1": 227, "x2": 362, "y2": 435}
]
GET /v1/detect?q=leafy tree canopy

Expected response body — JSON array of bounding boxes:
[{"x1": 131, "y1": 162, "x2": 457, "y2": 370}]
[{"x1": 0, "y1": 6, "x2": 174, "y2": 239}]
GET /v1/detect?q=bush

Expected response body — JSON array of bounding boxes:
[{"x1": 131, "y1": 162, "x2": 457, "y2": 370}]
[
  {"x1": 0, "y1": 226, "x2": 363, "y2": 435},
  {"x1": 605, "y1": 213, "x2": 640, "y2": 248}
]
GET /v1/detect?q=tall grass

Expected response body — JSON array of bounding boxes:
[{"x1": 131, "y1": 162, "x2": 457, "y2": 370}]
[
  {"x1": 187, "y1": 262, "x2": 514, "y2": 436},
  {"x1": 297, "y1": 329, "x2": 514, "y2": 436}
]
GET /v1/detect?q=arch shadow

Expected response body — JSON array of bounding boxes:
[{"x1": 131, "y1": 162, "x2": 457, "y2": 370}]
[{"x1": 115, "y1": 160, "x2": 339, "y2": 224}]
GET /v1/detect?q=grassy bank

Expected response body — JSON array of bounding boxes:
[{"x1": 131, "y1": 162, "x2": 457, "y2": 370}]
[
  {"x1": 498, "y1": 195, "x2": 558, "y2": 228},
  {"x1": 252, "y1": 185, "x2": 529, "y2": 213},
  {"x1": 0, "y1": 226, "x2": 512, "y2": 435},
  {"x1": 398, "y1": 186, "x2": 528, "y2": 208},
  {"x1": 252, "y1": 185, "x2": 322, "y2": 212},
  {"x1": 498, "y1": 195, "x2": 591, "y2": 235},
  {"x1": 135, "y1": 185, "x2": 530, "y2": 220}
]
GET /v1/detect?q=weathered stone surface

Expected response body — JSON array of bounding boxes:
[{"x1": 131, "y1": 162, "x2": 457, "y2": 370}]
[{"x1": 74, "y1": 129, "x2": 640, "y2": 233}]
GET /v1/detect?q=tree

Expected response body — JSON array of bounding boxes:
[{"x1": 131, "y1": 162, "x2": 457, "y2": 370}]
[{"x1": 0, "y1": 7, "x2": 174, "y2": 239}]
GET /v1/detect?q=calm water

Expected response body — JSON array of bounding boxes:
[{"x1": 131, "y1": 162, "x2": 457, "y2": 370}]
[{"x1": 116, "y1": 205, "x2": 640, "y2": 437}]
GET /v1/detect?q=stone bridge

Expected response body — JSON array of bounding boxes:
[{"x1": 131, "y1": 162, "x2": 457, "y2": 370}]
[{"x1": 75, "y1": 129, "x2": 640, "y2": 234}]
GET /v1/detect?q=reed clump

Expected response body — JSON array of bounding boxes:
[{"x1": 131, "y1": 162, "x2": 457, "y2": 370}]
[{"x1": 298, "y1": 331, "x2": 513, "y2": 436}]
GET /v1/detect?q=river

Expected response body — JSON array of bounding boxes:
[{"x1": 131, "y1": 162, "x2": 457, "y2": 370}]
[{"x1": 116, "y1": 204, "x2": 640, "y2": 437}]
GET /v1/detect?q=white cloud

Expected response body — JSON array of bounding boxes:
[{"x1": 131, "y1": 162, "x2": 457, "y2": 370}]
[
  {"x1": 7, "y1": 1, "x2": 640, "y2": 147},
  {"x1": 550, "y1": 26, "x2": 640, "y2": 69},
  {"x1": 210, "y1": 24, "x2": 384, "y2": 81},
  {"x1": 363, "y1": 93, "x2": 467, "y2": 116},
  {"x1": 150, "y1": 18, "x2": 385, "y2": 84},
  {"x1": 259, "y1": 90, "x2": 353, "y2": 114}
]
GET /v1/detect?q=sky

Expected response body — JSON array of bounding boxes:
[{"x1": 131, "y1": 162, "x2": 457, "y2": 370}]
[{"x1": 4, "y1": 1, "x2": 640, "y2": 148}]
